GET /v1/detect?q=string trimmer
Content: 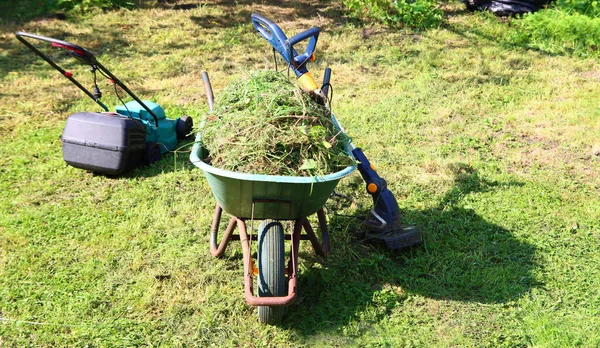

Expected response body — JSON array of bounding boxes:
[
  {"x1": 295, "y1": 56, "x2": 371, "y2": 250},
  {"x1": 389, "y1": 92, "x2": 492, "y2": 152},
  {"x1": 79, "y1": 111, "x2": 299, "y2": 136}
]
[{"x1": 250, "y1": 14, "x2": 421, "y2": 249}]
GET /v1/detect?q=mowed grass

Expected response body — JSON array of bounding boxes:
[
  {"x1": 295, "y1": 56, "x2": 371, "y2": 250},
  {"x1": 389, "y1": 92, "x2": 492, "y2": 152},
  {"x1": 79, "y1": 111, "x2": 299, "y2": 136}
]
[{"x1": 1, "y1": 1, "x2": 600, "y2": 346}]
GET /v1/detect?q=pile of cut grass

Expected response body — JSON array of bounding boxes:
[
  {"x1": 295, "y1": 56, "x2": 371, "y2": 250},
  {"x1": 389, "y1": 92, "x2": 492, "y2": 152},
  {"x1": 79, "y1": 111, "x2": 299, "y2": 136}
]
[{"x1": 200, "y1": 71, "x2": 354, "y2": 176}]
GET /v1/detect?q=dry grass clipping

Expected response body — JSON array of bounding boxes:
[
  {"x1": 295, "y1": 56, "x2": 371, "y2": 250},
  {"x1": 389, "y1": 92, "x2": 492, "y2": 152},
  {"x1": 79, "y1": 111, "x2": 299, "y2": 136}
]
[{"x1": 200, "y1": 71, "x2": 353, "y2": 176}]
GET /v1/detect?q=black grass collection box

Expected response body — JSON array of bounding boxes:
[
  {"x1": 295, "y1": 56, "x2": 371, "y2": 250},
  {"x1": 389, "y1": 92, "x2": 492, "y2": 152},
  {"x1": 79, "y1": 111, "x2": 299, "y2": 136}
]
[{"x1": 61, "y1": 112, "x2": 146, "y2": 175}]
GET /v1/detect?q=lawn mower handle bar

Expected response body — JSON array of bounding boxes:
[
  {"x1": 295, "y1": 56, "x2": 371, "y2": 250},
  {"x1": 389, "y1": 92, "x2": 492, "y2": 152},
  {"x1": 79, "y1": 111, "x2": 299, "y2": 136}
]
[
  {"x1": 15, "y1": 31, "x2": 159, "y2": 127},
  {"x1": 251, "y1": 14, "x2": 319, "y2": 77},
  {"x1": 16, "y1": 31, "x2": 97, "y2": 64},
  {"x1": 15, "y1": 31, "x2": 107, "y2": 111}
]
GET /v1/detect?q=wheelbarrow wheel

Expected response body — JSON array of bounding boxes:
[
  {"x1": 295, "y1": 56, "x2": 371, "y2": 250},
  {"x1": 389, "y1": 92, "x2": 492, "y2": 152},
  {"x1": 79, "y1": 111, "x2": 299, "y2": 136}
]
[{"x1": 257, "y1": 219, "x2": 286, "y2": 324}]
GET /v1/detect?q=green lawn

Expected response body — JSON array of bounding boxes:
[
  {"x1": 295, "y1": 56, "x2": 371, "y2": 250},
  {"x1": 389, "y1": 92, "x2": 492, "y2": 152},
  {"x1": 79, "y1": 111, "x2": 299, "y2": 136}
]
[{"x1": 1, "y1": 1, "x2": 599, "y2": 346}]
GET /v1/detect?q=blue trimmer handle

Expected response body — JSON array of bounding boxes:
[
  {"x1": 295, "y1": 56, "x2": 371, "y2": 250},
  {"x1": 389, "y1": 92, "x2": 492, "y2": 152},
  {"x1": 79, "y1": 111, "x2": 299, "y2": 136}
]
[
  {"x1": 287, "y1": 26, "x2": 319, "y2": 74},
  {"x1": 251, "y1": 13, "x2": 319, "y2": 77},
  {"x1": 251, "y1": 14, "x2": 289, "y2": 61}
]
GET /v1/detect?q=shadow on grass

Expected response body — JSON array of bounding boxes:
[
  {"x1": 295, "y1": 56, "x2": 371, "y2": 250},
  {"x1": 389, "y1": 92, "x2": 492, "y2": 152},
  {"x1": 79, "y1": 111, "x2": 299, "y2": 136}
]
[
  {"x1": 2, "y1": 26, "x2": 140, "y2": 80},
  {"x1": 188, "y1": 0, "x2": 346, "y2": 29},
  {"x1": 113, "y1": 137, "x2": 198, "y2": 179},
  {"x1": 1, "y1": 0, "x2": 346, "y2": 79},
  {"x1": 283, "y1": 167, "x2": 537, "y2": 334},
  {"x1": 0, "y1": 1, "x2": 134, "y2": 79},
  {"x1": 0, "y1": 1, "x2": 61, "y2": 25},
  {"x1": 1, "y1": 27, "x2": 69, "y2": 79}
]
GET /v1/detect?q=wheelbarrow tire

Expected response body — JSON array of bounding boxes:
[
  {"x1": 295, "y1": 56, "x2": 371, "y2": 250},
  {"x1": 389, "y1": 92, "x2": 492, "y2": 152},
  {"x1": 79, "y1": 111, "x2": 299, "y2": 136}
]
[{"x1": 257, "y1": 219, "x2": 286, "y2": 324}]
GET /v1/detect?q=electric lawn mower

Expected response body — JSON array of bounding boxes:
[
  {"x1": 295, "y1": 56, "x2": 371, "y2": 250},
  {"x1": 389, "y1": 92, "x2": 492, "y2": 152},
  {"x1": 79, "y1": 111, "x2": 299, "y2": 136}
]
[{"x1": 15, "y1": 31, "x2": 193, "y2": 175}]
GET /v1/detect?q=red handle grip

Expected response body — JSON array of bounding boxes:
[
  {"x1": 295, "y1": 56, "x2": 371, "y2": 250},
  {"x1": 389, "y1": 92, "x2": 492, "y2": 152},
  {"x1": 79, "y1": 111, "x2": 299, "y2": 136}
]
[{"x1": 51, "y1": 42, "x2": 84, "y2": 57}]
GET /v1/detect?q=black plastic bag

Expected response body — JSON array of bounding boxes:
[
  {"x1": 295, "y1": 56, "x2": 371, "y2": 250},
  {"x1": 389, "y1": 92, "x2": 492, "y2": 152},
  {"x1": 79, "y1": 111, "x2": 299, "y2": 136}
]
[{"x1": 463, "y1": 0, "x2": 550, "y2": 16}]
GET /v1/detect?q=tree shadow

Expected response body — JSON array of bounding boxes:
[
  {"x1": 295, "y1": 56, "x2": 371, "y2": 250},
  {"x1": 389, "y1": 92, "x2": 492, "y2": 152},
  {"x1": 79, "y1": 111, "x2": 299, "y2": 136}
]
[
  {"x1": 0, "y1": 1, "x2": 62, "y2": 25},
  {"x1": 1, "y1": 28, "x2": 68, "y2": 79},
  {"x1": 282, "y1": 166, "x2": 538, "y2": 334},
  {"x1": 0, "y1": 0, "x2": 156, "y2": 25},
  {"x1": 2, "y1": 26, "x2": 138, "y2": 80},
  {"x1": 188, "y1": 0, "x2": 347, "y2": 29},
  {"x1": 0, "y1": 0, "x2": 141, "y2": 71}
]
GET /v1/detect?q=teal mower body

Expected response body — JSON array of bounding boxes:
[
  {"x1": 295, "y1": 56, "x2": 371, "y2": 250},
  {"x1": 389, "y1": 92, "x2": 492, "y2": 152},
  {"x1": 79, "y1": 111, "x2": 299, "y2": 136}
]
[{"x1": 115, "y1": 100, "x2": 182, "y2": 154}]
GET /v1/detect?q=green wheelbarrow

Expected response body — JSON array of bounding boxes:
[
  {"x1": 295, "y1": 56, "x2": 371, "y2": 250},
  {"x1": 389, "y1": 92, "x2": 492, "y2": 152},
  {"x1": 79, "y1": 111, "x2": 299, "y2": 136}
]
[{"x1": 190, "y1": 72, "x2": 356, "y2": 324}]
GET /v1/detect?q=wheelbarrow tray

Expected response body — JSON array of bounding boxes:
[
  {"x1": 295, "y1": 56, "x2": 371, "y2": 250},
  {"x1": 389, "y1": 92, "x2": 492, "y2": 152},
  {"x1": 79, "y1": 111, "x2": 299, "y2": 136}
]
[{"x1": 190, "y1": 116, "x2": 356, "y2": 220}]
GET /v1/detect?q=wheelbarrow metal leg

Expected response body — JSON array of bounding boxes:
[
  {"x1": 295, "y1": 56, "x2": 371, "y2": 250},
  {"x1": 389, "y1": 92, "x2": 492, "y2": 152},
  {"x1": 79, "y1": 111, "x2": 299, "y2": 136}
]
[
  {"x1": 302, "y1": 217, "x2": 326, "y2": 257},
  {"x1": 210, "y1": 204, "x2": 237, "y2": 258},
  {"x1": 318, "y1": 208, "x2": 330, "y2": 254}
]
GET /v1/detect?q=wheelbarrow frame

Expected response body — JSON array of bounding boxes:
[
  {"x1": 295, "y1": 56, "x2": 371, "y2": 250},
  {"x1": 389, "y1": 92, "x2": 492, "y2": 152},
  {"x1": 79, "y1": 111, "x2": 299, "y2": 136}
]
[{"x1": 205, "y1": 204, "x2": 331, "y2": 307}]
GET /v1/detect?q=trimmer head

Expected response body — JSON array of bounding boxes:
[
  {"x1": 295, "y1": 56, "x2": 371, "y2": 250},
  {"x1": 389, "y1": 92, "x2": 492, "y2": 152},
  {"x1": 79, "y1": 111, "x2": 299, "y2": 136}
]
[
  {"x1": 351, "y1": 148, "x2": 423, "y2": 250},
  {"x1": 366, "y1": 225, "x2": 422, "y2": 250}
]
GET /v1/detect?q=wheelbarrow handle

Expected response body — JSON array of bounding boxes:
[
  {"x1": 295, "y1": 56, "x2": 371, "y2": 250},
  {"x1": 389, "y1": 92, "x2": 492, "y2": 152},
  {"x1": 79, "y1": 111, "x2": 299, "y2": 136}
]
[{"x1": 201, "y1": 71, "x2": 215, "y2": 112}]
